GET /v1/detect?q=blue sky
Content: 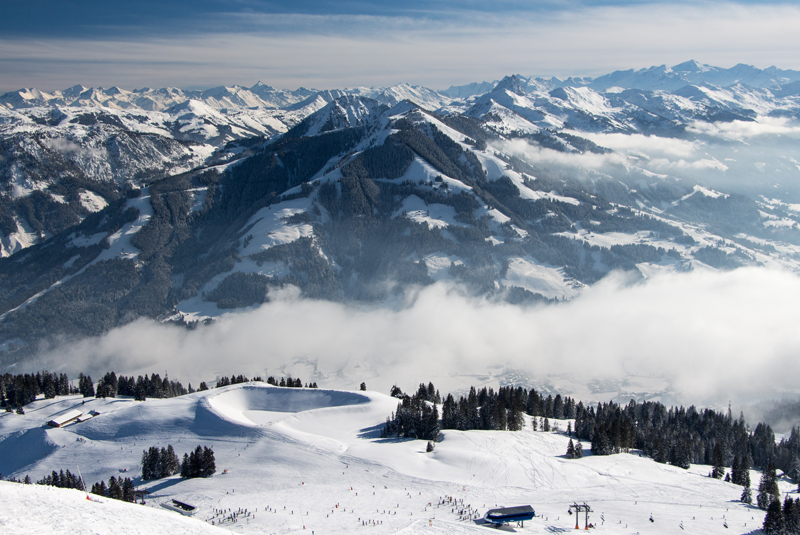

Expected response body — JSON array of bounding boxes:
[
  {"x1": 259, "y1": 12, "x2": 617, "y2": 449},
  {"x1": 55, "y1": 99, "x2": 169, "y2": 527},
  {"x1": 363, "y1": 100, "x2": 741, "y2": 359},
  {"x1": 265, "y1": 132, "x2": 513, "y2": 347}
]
[{"x1": 1, "y1": 0, "x2": 798, "y2": 92}]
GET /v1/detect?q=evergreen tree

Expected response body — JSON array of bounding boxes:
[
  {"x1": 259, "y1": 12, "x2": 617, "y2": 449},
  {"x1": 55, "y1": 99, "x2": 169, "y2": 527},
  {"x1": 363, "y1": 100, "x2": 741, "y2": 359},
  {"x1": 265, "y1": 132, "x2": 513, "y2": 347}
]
[
  {"x1": 157, "y1": 447, "x2": 169, "y2": 478},
  {"x1": 141, "y1": 449, "x2": 151, "y2": 480},
  {"x1": 758, "y1": 462, "x2": 781, "y2": 510},
  {"x1": 741, "y1": 454, "x2": 752, "y2": 488},
  {"x1": 731, "y1": 455, "x2": 741, "y2": 485},
  {"x1": 107, "y1": 476, "x2": 122, "y2": 500},
  {"x1": 711, "y1": 444, "x2": 725, "y2": 479},
  {"x1": 122, "y1": 477, "x2": 135, "y2": 503},
  {"x1": 190, "y1": 446, "x2": 203, "y2": 477},
  {"x1": 566, "y1": 439, "x2": 576, "y2": 459},
  {"x1": 741, "y1": 486, "x2": 753, "y2": 504},
  {"x1": 784, "y1": 496, "x2": 799, "y2": 535},
  {"x1": 763, "y1": 498, "x2": 785, "y2": 535},
  {"x1": 166, "y1": 444, "x2": 180, "y2": 476},
  {"x1": 201, "y1": 447, "x2": 216, "y2": 477},
  {"x1": 424, "y1": 404, "x2": 440, "y2": 442},
  {"x1": 575, "y1": 440, "x2": 584, "y2": 459},
  {"x1": 180, "y1": 453, "x2": 190, "y2": 478}
]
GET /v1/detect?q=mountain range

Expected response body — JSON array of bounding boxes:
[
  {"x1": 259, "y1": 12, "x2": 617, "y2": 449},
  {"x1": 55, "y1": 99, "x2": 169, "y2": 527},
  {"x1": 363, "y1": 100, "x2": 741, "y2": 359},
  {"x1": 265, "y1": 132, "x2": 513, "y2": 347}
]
[{"x1": 1, "y1": 60, "x2": 800, "y2": 360}]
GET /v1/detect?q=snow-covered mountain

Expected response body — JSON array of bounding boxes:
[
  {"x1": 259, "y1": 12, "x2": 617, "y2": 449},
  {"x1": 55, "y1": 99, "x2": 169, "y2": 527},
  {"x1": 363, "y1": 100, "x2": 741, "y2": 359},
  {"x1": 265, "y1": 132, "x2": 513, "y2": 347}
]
[{"x1": 0, "y1": 61, "x2": 799, "y2": 354}]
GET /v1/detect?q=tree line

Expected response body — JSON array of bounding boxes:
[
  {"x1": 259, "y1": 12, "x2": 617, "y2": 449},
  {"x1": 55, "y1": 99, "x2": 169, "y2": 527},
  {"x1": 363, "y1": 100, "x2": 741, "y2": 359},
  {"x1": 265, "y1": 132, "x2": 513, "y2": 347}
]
[
  {"x1": 382, "y1": 383, "x2": 579, "y2": 440},
  {"x1": 1, "y1": 371, "x2": 73, "y2": 410},
  {"x1": 1, "y1": 369, "x2": 320, "y2": 411},
  {"x1": 572, "y1": 398, "x2": 800, "y2": 485}
]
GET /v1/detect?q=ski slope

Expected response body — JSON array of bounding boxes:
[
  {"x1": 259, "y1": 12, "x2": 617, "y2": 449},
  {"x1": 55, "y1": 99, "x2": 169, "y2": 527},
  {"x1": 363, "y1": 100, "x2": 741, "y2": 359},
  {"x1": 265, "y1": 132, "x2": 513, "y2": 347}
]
[{"x1": 0, "y1": 383, "x2": 792, "y2": 534}]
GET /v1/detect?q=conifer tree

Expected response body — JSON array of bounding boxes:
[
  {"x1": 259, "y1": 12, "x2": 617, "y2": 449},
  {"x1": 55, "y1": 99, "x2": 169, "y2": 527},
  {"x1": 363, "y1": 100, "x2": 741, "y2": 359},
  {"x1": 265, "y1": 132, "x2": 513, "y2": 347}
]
[
  {"x1": 566, "y1": 439, "x2": 576, "y2": 459},
  {"x1": 763, "y1": 498, "x2": 785, "y2": 534},
  {"x1": 190, "y1": 446, "x2": 203, "y2": 477},
  {"x1": 784, "y1": 496, "x2": 799, "y2": 535},
  {"x1": 741, "y1": 485, "x2": 752, "y2": 504},
  {"x1": 731, "y1": 455, "x2": 741, "y2": 485},
  {"x1": 575, "y1": 440, "x2": 584, "y2": 459},
  {"x1": 122, "y1": 477, "x2": 135, "y2": 503},
  {"x1": 201, "y1": 447, "x2": 216, "y2": 477},
  {"x1": 758, "y1": 462, "x2": 780, "y2": 510},
  {"x1": 166, "y1": 444, "x2": 180, "y2": 476},
  {"x1": 180, "y1": 453, "x2": 190, "y2": 478},
  {"x1": 158, "y1": 447, "x2": 169, "y2": 478},
  {"x1": 741, "y1": 454, "x2": 751, "y2": 488},
  {"x1": 108, "y1": 476, "x2": 122, "y2": 500},
  {"x1": 711, "y1": 444, "x2": 725, "y2": 479}
]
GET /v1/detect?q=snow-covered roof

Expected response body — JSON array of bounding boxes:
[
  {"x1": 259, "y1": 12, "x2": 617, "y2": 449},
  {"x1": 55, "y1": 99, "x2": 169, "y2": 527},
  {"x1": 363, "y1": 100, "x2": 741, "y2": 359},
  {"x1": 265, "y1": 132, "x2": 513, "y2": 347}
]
[{"x1": 48, "y1": 409, "x2": 82, "y2": 426}]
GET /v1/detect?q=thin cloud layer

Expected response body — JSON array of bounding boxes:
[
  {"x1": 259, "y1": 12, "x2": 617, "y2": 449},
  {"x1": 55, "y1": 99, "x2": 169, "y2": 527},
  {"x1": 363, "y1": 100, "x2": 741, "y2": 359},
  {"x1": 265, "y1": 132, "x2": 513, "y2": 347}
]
[{"x1": 31, "y1": 266, "x2": 800, "y2": 409}]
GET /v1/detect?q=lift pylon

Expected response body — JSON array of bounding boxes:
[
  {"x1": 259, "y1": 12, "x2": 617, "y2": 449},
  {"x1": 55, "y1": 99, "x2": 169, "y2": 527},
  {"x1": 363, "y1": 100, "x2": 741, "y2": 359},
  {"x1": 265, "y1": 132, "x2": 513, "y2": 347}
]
[{"x1": 568, "y1": 503, "x2": 592, "y2": 530}]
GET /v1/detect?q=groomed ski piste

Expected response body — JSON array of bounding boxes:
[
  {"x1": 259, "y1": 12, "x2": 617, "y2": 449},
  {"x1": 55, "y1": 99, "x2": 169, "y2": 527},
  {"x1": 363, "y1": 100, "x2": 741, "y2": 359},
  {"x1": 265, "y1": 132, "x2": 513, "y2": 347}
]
[{"x1": 0, "y1": 383, "x2": 793, "y2": 534}]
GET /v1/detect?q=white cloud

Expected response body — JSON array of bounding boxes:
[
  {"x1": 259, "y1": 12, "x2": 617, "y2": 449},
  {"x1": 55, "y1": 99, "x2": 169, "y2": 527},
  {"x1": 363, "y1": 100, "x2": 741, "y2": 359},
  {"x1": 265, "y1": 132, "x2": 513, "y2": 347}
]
[
  {"x1": 44, "y1": 138, "x2": 81, "y2": 155},
  {"x1": 689, "y1": 117, "x2": 800, "y2": 141},
  {"x1": 500, "y1": 138, "x2": 626, "y2": 169},
  {"x1": 29, "y1": 266, "x2": 800, "y2": 409},
  {"x1": 570, "y1": 131, "x2": 699, "y2": 159}
]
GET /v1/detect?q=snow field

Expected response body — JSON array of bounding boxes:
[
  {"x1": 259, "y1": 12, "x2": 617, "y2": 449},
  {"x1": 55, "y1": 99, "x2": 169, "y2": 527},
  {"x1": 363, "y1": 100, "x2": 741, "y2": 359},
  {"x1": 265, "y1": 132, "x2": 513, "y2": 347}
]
[
  {"x1": 237, "y1": 197, "x2": 315, "y2": 256},
  {"x1": 1, "y1": 384, "x2": 792, "y2": 534},
  {"x1": 0, "y1": 481, "x2": 228, "y2": 535},
  {"x1": 501, "y1": 256, "x2": 585, "y2": 300}
]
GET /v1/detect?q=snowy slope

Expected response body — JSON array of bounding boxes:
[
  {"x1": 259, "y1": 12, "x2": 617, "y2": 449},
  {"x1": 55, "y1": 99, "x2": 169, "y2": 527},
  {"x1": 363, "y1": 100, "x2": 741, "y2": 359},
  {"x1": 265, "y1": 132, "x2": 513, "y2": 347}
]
[
  {"x1": 0, "y1": 481, "x2": 229, "y2": 535},
  {"x1": 0, "y1": 384, "x2": 790, "y2": 535}
]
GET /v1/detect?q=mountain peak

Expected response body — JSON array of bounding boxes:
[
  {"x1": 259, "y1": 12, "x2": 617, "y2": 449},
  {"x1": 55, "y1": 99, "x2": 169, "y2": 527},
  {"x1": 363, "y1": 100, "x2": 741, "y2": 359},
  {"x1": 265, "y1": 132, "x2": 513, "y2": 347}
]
[
  {"x1": 493, "y1": 75, "x2": 526, "y2": 96},
  {"x1": 672, "y1": 60, "x2": 710, "y2": 73}
]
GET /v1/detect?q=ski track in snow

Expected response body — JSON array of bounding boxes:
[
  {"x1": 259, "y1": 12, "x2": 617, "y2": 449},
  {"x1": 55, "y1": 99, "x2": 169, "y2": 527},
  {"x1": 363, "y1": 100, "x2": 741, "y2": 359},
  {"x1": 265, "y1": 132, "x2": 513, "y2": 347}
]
[{"x1": 0, "y1": 383, "x2": 786, "y2": 534}]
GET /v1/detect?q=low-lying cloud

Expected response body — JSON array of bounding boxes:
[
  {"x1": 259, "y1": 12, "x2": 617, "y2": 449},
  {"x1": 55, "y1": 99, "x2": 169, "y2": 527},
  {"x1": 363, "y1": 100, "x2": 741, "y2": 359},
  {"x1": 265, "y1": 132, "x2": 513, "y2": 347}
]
[
  {"x1": 31, "y1": 266, "x2": 800, "y2": 410},
  {"x1": 689, "y1": 117, "x2": 800, "y2": 141}
]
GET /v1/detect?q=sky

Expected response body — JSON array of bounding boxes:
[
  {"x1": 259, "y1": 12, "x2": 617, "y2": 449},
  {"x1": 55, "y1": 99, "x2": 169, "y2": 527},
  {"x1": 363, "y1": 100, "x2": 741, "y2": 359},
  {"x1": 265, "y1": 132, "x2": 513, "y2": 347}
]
[{"x1": 1, "y1": 0, "x2": 799, "y2": 92}]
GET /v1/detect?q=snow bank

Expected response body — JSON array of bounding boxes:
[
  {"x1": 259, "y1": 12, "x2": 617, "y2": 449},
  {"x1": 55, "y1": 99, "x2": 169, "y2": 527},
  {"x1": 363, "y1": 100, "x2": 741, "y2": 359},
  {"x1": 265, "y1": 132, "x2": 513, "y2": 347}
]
[{"x1": 206, "y1": 384, "x2": 369, "y2": 426}]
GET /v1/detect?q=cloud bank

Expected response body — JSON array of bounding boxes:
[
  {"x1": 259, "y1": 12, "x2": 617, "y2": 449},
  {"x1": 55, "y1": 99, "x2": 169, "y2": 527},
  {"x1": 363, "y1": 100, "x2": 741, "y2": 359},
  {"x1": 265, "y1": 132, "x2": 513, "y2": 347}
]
[{"x1": 32, "y1": 266, "x2": 800, "y2": 410}]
